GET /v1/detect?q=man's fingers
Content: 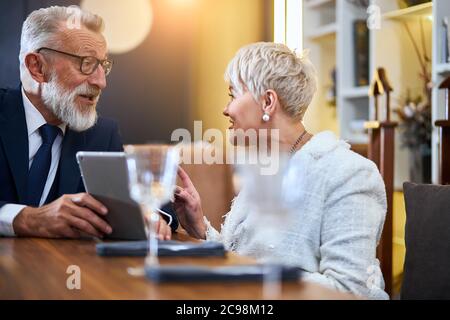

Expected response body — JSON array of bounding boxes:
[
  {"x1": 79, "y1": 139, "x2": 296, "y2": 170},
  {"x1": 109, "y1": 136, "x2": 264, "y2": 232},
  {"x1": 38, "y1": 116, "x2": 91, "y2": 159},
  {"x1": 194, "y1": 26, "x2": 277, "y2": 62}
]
[
  {"x1": 71, "y1": 193, "x2": 108, "y2": 216},
  {"x1": 64, "y1": 215, "x2": 103, "y2": 238},
  {"x1": 164, "y1": 224, "x2": 172, "y2": 240},
  {"x1": 157, "y1": 219, "x2": 171, "y2": 241},
  {"x1": 69, "y1": 205, "x2": 112, "y2": 235},
  {"x1": 155, "y1": 215, "x2": 161, "y2": 234},
  {"x1": 155, "y1": 218, "x2": 163, "y2": 240},
  {"x1": 61, "y1": 227, "x2": 81, "y2": 239},
  {"x1": 163, "y1": 222, "x2": 171, "y2": 240}
]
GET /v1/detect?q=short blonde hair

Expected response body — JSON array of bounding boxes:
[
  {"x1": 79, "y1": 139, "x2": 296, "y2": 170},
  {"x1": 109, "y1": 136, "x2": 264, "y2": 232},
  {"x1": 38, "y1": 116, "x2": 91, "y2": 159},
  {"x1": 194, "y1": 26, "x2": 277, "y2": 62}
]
[
  {"x1": 225, "y1": 42, "x2": 317, "y2": 121},
  {"x1": 19, "y1": 5, "x2": 104, "y2": 80}
]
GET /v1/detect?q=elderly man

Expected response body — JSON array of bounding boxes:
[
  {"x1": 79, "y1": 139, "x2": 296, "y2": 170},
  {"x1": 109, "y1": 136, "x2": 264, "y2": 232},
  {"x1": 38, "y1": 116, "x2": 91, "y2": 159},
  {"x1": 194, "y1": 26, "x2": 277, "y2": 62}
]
[{"x1": 0, "y1": 6, "x2": 176, "y2": 239}]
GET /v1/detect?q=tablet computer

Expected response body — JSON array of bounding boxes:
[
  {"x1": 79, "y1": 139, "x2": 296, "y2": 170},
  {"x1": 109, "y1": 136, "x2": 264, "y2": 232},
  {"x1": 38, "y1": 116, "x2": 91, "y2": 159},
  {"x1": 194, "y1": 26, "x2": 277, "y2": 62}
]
[{"x1": 76, "y1": 151, "x2": 147, "y2": 240}]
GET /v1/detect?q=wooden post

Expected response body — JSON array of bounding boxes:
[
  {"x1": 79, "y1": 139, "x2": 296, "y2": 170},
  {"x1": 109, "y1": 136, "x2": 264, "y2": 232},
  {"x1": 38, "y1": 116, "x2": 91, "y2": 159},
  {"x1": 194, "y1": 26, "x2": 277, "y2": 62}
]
[
  {"x1": 435, "y1": 76, "x2": 450, "y2": 185},
  {"x1": 365, "y1": 67, "x2": 397, "y2": 296},
  {"x1": 367, "y1": 74, "x2": 382, "y2": 169}
]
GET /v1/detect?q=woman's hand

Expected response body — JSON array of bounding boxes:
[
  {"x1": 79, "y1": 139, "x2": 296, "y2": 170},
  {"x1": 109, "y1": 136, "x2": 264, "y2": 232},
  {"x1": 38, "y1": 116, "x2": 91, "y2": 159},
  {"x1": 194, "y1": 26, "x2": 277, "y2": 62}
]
[{"x1": 173, "y1": 167, "x2": 207, "y2": 239}]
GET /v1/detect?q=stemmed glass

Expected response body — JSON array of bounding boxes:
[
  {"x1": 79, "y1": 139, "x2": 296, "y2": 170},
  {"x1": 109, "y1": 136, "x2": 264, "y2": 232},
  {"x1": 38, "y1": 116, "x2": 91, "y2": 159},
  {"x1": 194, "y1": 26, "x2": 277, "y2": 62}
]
[
  {"x1": 125, "y1": 145, "x2": 180, "y2": 267},
  {"x1": 233, "y1": 152, "x2": 294, "y2": 298}
]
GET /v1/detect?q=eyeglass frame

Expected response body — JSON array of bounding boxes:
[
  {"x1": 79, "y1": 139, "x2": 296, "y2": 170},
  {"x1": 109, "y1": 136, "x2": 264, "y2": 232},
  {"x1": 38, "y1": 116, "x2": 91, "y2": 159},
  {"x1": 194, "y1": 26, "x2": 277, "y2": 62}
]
[{"x1": 36, "y1": 47, "x2": 113, "y2": 76}]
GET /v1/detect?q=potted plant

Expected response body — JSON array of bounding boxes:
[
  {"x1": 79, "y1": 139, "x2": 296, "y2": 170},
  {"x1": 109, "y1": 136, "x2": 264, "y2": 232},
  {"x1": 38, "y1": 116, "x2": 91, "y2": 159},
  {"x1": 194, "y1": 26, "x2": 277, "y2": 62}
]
[
  {"x1": 395, "y1": 19, "x2": 432, "y2": 183},
  {"x1": 396, "y1": 91, "x2": 432, "y2": 183}
]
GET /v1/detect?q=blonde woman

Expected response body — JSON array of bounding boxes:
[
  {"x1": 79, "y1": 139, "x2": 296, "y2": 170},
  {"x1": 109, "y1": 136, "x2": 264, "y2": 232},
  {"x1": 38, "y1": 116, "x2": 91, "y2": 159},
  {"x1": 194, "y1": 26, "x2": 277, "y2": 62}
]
[{"x1": 173, "y1": 42, "x2": 388, "y2": 300}]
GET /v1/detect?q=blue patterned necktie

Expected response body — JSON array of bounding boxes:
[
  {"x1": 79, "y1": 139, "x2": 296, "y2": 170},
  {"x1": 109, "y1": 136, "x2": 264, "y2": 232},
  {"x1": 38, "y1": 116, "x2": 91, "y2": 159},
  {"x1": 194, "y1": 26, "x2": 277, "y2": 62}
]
[{"x1": 25, "y1": 124, "x2": 61, "y2": 207}]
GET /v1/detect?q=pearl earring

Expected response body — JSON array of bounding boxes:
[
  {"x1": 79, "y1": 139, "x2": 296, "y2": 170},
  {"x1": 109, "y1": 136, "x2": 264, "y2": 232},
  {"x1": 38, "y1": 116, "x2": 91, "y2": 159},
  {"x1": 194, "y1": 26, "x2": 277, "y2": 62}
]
[{"x1": 262, "y1": 113, "x2": 270, "y2": 122}]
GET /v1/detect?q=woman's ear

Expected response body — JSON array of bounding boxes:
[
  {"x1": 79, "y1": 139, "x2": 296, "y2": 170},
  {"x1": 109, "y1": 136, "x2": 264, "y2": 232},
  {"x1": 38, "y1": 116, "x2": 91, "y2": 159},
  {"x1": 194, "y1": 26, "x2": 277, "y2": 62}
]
[
  {"x1": 261, "y1": 89, "x2": 278, "y2": 115},
  {"x1": 24, "y1": 53, "x2": 48, "y2": 83}
]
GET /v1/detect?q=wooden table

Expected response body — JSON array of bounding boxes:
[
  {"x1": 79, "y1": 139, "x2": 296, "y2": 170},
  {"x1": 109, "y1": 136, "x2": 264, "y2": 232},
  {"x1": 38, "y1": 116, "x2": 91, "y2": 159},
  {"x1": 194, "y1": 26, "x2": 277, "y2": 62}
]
[{"x1": 0, "y1": 233, "x2": 355, "y2": 300}]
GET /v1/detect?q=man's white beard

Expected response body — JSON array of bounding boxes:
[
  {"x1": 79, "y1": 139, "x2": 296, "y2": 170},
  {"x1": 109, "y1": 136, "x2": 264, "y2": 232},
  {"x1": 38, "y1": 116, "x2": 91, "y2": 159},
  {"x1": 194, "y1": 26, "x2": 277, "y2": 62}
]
[{"x1": 41, "y1": 73, "x2": 100, "y2": 132}]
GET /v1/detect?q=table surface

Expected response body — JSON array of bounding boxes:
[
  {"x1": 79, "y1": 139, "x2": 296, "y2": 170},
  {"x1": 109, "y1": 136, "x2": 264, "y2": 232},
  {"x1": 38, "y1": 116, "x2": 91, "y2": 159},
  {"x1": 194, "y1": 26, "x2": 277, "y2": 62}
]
[{"x1": 0, "y1": 233, "x2": 356, "y2": 300}]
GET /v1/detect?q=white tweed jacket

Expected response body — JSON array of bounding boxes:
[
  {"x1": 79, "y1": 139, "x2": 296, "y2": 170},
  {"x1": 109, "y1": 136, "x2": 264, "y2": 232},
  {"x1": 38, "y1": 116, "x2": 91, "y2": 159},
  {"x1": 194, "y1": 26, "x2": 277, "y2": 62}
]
[{"x1": 204, "y1": 131, "x2": 388, "y2": 300}]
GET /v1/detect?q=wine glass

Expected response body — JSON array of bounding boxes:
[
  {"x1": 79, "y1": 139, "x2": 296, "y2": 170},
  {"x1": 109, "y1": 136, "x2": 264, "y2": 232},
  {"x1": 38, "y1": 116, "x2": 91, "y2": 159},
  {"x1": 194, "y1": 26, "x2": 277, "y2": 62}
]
[
  {"x1": 233, "y1": 152, "x2": 294, "y2": 298},
  {"x1": 125, "y1": 145, "x2": 180, "y2": 267}
]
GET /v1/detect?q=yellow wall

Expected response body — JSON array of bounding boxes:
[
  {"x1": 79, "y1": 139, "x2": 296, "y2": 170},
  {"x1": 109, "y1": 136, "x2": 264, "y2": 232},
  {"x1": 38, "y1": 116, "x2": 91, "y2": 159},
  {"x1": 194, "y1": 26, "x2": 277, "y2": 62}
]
[
  {"x1": 393, "y1": 191, "x2": 407, "y2": 295},
  {"x1": 191, "y1": 0, "x2": 266, "y2": 133},
  {"x1": 302, "y1": 37, "x2": 340, "y2": 136}
]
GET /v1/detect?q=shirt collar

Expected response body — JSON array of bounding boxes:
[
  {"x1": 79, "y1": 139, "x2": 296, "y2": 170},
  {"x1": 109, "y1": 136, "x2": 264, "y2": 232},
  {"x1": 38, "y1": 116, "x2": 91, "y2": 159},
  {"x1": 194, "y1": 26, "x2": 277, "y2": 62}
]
[{"x1": 21, "y1": 87, "x2": 67, "y2": 137}]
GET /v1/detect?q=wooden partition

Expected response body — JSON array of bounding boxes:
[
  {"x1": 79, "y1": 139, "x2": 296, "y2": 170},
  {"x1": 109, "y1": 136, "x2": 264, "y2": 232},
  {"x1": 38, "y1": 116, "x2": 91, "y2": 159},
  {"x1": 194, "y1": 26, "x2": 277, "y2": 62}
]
[{"x1": 365, "y1": 68, "x2": 397, "y2": 296}]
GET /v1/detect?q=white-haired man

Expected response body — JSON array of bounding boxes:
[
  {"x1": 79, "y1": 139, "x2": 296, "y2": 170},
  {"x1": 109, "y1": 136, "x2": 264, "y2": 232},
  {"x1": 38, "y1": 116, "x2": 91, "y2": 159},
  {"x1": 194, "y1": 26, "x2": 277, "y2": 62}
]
[{"x1": 0, "y1": 6, "x2": 176, "y2": 239}]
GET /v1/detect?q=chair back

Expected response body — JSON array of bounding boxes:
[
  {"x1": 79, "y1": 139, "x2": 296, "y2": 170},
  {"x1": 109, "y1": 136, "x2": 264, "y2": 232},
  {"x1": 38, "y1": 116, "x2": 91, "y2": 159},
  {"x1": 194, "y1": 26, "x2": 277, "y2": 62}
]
[{"x1": 402, "y1": 182, "x2": 450, "y2": 299}]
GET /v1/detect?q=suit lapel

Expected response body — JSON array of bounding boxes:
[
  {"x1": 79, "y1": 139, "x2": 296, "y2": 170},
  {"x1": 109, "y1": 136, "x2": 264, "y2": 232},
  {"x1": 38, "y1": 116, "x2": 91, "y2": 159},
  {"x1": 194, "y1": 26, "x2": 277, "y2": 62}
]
[
  {"x1": 0, "y1": 89, "x2": 29, "y2": 203},
  {"x1": 58, "y1": 129, "x2": 86, "y2": 196}
]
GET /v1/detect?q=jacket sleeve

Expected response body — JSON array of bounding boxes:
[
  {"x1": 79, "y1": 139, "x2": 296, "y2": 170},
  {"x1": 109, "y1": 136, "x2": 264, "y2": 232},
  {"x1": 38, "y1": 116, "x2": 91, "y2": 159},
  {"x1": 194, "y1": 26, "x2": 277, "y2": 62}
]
[
  {"x1": 160, "y1": 202, "x2": 179, "y2": 232},
  {"x1": 301, "y1": 160, "x2": 389, "y2": 300},
  {"x1": 107, "y1": 120, "x2": 125, "y2": 152}
]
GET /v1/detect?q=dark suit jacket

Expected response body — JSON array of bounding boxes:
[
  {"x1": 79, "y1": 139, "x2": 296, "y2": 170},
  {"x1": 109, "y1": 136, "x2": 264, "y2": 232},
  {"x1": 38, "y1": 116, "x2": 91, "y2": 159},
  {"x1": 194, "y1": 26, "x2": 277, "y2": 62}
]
[{"x1": 0, "y1": 88, "x2": 177, "y2": 231}]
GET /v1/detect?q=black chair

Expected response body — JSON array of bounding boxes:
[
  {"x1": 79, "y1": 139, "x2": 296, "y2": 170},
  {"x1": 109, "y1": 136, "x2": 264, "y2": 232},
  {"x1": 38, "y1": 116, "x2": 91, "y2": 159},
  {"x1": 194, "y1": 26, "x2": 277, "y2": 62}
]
[{"x1": 402, "y1": 182, "x2": 450, "y2": 299}]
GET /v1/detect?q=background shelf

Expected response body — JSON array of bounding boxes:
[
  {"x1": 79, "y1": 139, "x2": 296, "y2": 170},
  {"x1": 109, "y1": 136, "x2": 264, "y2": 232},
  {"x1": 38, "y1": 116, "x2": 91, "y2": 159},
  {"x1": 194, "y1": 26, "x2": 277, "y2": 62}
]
[
  {"x1": 341, "y1": 86, "x2": 370, "y2": 99},
  {"x1": 383, "y1": 2, "x2": 432, "y2": 21},
  {"x1": 436, "y1": 63, "x2": 450, "y2": 75},
  {"x1": 306, "y1": 23, "x2": 337, "y2": 40},
  {"x1": 305, "y1": 0, "x2": 334, "y2": 9}
]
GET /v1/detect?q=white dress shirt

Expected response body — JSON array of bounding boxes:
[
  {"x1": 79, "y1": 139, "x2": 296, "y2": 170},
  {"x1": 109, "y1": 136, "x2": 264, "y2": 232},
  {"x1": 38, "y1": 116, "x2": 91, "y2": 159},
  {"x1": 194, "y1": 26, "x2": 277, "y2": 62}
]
[{"x1": 0, "y1": 88, "x2": 66, "y2": 236}]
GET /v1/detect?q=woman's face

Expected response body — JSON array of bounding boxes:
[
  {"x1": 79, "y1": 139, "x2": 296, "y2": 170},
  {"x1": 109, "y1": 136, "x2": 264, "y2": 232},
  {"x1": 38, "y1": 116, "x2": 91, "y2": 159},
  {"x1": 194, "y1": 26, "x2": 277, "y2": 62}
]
[{"x1": 223, "y1": 85, "x2": 265, "y2": 134}]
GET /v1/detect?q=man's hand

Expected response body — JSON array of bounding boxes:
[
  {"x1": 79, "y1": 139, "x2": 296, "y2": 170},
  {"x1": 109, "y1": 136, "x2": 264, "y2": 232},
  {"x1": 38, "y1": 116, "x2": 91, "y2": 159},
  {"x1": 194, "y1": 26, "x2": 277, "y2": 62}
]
[
  {"x1": 13, "y1": 193, "x2": 112, "y2": 239},
  {"x1": 156, "y1": 216, "x2": 172, "y2": 240}
]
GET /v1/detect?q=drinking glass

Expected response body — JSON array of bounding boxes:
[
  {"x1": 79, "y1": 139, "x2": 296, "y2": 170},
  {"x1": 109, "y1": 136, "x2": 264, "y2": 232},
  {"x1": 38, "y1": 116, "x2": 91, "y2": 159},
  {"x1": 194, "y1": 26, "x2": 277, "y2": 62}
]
[
  {"x1": 125, "y1": 145, "x2": 180, "y2": 267},
  {"x1": 233, "y1": 152, "x2": 295, "y2": 298}
]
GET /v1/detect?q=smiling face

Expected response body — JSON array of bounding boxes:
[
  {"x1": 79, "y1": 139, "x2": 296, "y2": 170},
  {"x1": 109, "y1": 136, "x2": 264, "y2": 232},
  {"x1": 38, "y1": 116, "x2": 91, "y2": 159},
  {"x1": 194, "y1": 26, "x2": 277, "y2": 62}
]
[
  {"x1": 41, "y1": 25, "x2": 108, "y2": 131},
  {"x1": 223, "y1": 85, "x2": 269, "y2": 145}
]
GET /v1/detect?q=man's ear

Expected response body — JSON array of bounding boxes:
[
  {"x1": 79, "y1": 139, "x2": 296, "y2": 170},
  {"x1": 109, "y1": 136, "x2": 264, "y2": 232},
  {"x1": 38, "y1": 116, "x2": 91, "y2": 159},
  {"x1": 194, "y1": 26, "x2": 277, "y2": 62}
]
[
  {"x1": 261, "y1": 89, "x2": 278, "y2": 115},
  {"x1": 24, "y1": 53, "x2": 48, "y2": 83}
]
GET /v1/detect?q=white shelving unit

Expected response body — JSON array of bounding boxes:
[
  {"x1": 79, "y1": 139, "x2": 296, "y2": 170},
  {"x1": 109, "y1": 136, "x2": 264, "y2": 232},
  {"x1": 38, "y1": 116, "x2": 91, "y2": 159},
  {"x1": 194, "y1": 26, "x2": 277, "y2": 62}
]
[
  {"x1": 370, "y1": 0, "x2": 433, "y2": 188},
  {"x1": 382, "y1": 2, "x2": 432, "y2": 20},
  {"x1": 306, "y1": 22, "x2": 337, "y2": 40},
  {"x1": 303, "y1": 0, "x2": 446, "y2": 189},
  {"x1": 303, "y1": 0, "x2": 372, "y2": 148},
  {"x1": 337, "y1": 0, "x2": 372, "y2": 148},
  {"x1": 341, "y1": 86, "x2": 370, "y2": 98},
  {"x1": 435, "y1": 63, "x2": 450, "y2": 75},
  {"x1": 432, "y1": 0, "x2": 450, "y2": 183},
  {"x1": 302, "y1": 0, "x2": 339, "y2": 137},
  {"x1": 305, "y1": 0, "x2": 334, "y2": 9}
]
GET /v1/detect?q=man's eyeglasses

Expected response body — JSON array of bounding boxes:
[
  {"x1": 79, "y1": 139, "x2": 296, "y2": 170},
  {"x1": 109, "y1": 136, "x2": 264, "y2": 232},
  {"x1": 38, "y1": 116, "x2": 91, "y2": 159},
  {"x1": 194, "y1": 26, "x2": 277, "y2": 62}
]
[{"x1": 36, "y1": 47, "x2": 113, "y2": 76}]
